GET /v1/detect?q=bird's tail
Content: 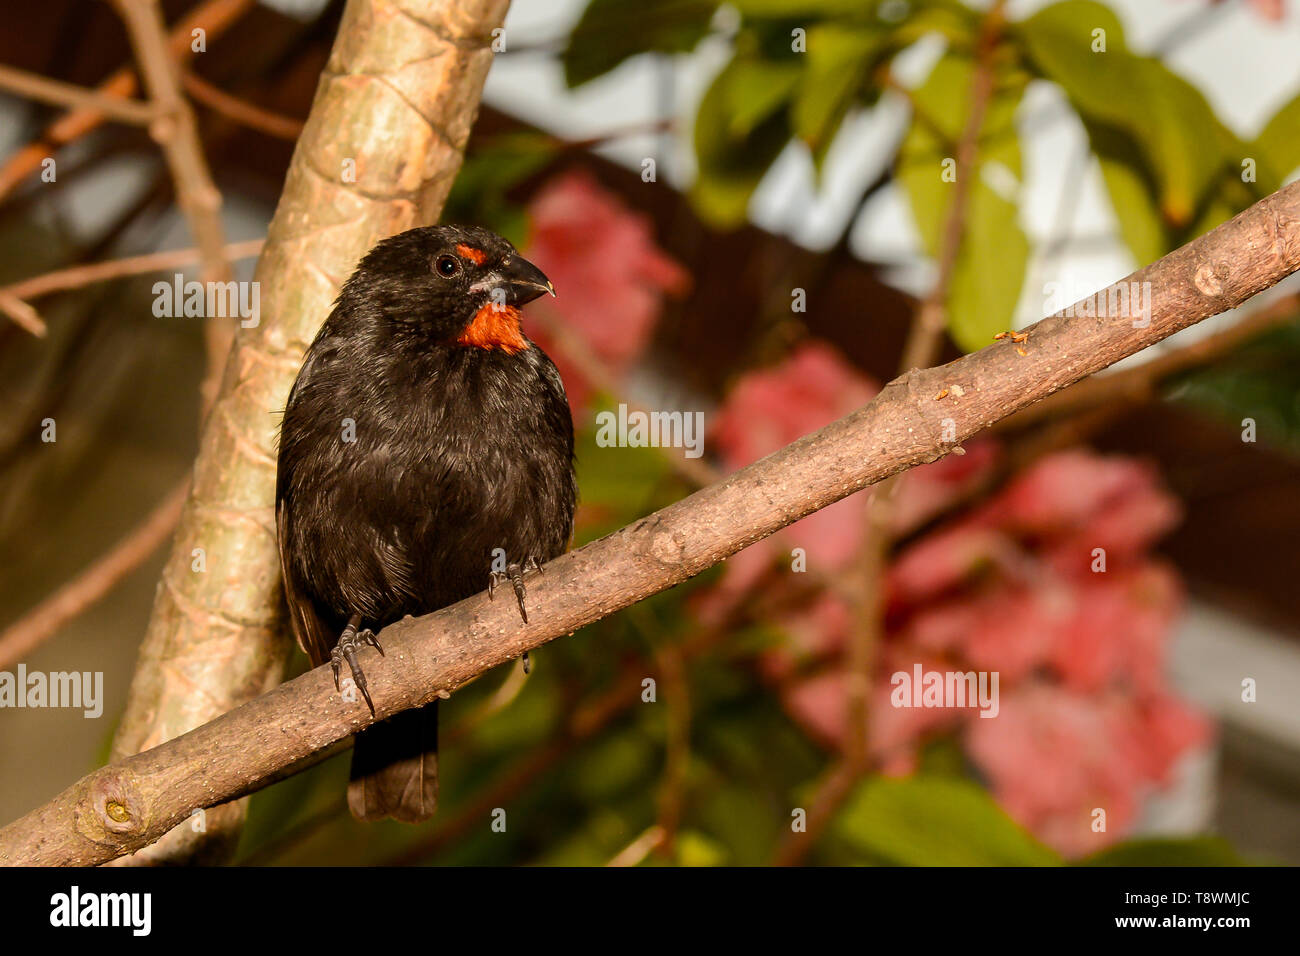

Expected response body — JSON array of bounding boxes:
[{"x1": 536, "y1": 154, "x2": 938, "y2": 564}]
[{"x1": 348, "y1": 702, "x2": 438, "y2": 823}]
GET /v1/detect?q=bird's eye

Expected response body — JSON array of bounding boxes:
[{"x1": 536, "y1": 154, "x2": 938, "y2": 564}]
[{"x1": 434, "y1": 255, "x2": 461, "y2": 278}]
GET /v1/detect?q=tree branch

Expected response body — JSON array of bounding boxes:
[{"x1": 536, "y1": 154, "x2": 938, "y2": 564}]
[
  {"x1": 0, "y1": 63, "x2": 158, "y2": 126},
  {"x1": 0, "y1": 0, "x2": 254, "y2": 200},
  {"x1": 2, "y1": 178, "x2": 1298, "y2": 867},
  {"x1": 0, "y1": 481, "x2": 188, "y2": 671}
]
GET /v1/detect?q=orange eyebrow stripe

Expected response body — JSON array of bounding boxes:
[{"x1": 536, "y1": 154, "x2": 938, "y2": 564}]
[{"x1": 455, "y1": 244, "x2": 487, "y2": 265}]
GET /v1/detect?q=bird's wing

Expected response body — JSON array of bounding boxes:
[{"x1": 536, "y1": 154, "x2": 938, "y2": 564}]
[{"x1": 277, "y1": 496, "x2": 335, "y2": 668}]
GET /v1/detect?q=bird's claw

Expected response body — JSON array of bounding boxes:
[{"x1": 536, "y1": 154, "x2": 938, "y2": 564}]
[
  {"x1": 331, "y1": 616, "x2": 382, "y2": 715},
  {"x1": 488, "y1": 558, "x2": 544, "y2": 624}
]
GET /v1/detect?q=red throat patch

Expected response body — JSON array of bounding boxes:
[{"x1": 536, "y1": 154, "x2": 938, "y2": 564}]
[{"x1": 457, "y1": 303, "x2": 529, "y2": 354}]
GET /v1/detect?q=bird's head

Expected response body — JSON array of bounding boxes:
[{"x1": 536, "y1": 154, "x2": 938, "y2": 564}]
[{"x1": 339, "y1": 224, "x2": 554, "y2": 353}]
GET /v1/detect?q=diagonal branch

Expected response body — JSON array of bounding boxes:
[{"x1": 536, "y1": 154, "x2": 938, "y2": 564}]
[{"x1": 3, "y1": 178, "x2": 1298, "y2": 867}]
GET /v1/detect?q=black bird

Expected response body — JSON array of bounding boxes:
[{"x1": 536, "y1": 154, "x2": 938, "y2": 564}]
[{"x1": 276, "y1": 225, "x2": 576, "y2": 823}]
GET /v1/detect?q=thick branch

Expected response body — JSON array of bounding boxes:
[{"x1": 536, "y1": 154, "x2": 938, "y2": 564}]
[{"x1": 4, "y1": 179, "x2": 1298, "y2": 868}]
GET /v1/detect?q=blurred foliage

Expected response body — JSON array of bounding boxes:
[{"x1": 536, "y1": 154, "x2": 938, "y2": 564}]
[
  {"x1": 562, "y1": 0, "x2": 1300, "y2": 352},
  {"x1": 833, "y1": 775, "x2": 1062, "y2": 866},
  {"x1": 1171, "y1": 319, "x2": 1300, "y2": 455},
  {"x1": 1079, "y1": 836, "x2": 1252, "y2": 866},
  {"x1": 441, "y1": 132, "x2": 560, "y2": 245},
  {"x1": 563, "y1": 0, "x2": 719, "y2": 88}
]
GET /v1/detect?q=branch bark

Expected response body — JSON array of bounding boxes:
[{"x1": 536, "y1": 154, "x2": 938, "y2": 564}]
[
  {"x1": 103, "y1": 0, "x2": 509, "y2": 865},
  {"x1": 3, "y1": 178, "x2": 1298, "y2": 867}
]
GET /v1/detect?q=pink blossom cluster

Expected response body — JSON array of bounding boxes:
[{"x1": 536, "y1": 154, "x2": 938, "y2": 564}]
[{"x1": 709, "y1": 342, "x2": 1211, "y2": 856}]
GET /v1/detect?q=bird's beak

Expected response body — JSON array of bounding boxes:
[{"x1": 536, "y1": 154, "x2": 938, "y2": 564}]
[{"x1": 499, "y1": 255, "x2": 555, "y2": 305}]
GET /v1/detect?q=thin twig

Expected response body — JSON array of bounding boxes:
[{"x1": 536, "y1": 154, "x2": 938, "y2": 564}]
[
  {"x1": 0, "y1": 288, "x2": 46, "y2": 336},
  {"x1": 181, "y1": 72, "x2": 304, "y2": 141},
  {"x1": 0, "y1": 0, "x2": 254, "y2": 200},
  {"x1": 653, "y1": 641, "x2": 690, "y2": 858},
  {"x1": 0, "y1": 63, "x2": 158, "y2": 126},
  {"x1": 113, "y1": 0, "x2": 234, "y2": 415},
  {"x1": 787, "y1": 0, "x2": 1007, "y2": 865},
  {"x1": 0, "y1": 239, "x2": 264, "y2": 301},
  {"x1": 0, "y1": 480, "x2": 188, "y2": 670},
  {"x1": 607, "y1": 826, "x2": 667, "y2": 867}
]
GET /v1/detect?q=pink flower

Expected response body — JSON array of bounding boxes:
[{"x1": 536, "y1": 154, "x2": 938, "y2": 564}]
[
  {"x1": 1048, "y1": 563, "x2": 1182, "y2": 694},
  {"x1": 964, "y1": 681, "x2": 1211, "y2": 857},
  {"x1": 887, "y1": 521, "x2": 1030, "y2": 607},
  {"x1": 965, "y1": 683, "x2": 1145, "y2": 856},
  {"x1": 1209, "y1": 0, "x2": 1285, "y2": 21},
  {"x1": 711, "y1": 342, "x2": 879, "y2": 572},
  {"x1": 711, "y1": 341, "x2": 877, "y2": 470},
  {"x1": 890, "y1": 440, "x2": 1000, "y2": 536},
  {"x1": 983, "y1": 451, "x2": 1173, "y2": 542},
  {"x1": 521, "y1": 170, "x2": 689, "y2": 412}
]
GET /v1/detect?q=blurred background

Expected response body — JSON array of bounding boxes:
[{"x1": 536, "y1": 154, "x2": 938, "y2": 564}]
[{"x1": 1, "y1": 0, "x2": 1298, "y2": 865}]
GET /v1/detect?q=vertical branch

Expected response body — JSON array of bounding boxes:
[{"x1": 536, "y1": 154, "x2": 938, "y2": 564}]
[
  {"x1": 107, "y1": 0, "x2": 511, "y2": 865},
  {"x1": 653, "y1": 642, "x2": 690, "y2": 858},
  {"x1": 781, "y1": 0, "x2": 1009, "y2": 865},
  {"x1": 113, "y1": 0, "x2": 234, "y2": 412}
]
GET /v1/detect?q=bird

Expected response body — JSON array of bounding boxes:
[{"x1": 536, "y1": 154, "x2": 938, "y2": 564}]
[{"x1": 275, "y1": 224, "x2": 576, "y2": 823}]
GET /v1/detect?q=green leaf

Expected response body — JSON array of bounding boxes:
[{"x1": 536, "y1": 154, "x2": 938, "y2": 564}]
[
  {"x1": 793, "y1": 24, "x2": 883, "y2": 150},
  {"x1": 574, "y1": 404, "x2": 674, "y2": 540},
  {"x1": 897, "y1": 54, "x2": 1029, "y2": 351},
  {"x1": 563, "y1": 0, "x2": 719, "y2": 89},
  {"x1": 1088, "y1": 122, "x2": 1170, "y2": 265},
  {"x1": 1182, "y1": 170, "x2": 1260, "y2": 245},
  {"x1": 723, "y1": 60, "x2": 803, "y2": 138},
  {"x1": 890, "y1": 0, "x2": 981, "y2": 46},
  {"x1": 728, "y1": 0, "x2": 868, "y2": 15},
  {"x1": 1017, "y1": 0, "x2": 1230, "y2": 227},
  {"x1": 835, "y1": 775, "x2": 1062, "y2": 866},
  {"x1": 676, "y1": 830, "x2": 728, "y2": 866},
  {"x1": 1254, "y1": 90, "x2": 1300, "y2": 186},
  {"x1": 947, "y1": 159, "x2": 1029, "y2": 351},
  {"x1": 570, "y1": 729, "x2": 659, "y2": 804},
  {"x1": 1079, "y1": 836, "x2": 1249, "y2": 867},
  {"x1": 691, "y1": 57, "x2": 796, "y2": 227}
]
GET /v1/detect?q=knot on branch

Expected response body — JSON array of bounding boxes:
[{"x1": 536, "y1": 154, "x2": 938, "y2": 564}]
[
  {"x1": 1193, "y1": 260, "x2": 1230, "y2": 300},
  {"x1": 84, "y1": 769, "x2": 149, "y2": 840},
  {"x1": 647, "y1": 527, "x2": 687, "y2": 566}
]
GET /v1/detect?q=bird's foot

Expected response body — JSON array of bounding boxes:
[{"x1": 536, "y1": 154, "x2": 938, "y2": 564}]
[
  {"x1": 488, "y1": 557, "x2": 544, "y2": 624},
  {"x1": 330, "y1": 614, "x2": 384, "y2": 714}
]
